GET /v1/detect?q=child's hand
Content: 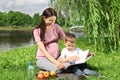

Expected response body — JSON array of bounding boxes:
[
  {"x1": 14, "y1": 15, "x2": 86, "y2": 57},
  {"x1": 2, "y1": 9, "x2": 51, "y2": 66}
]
[
  {"x1": 58, "y1": 56, "x2": 79, "y2": 63},
  {"x1": 88, "y1": 52, "x2": 95, "y2": 57},
  {"x1": 58, "y1": 58, "x2": 66, "y2": 63},
  {"x1": 69, "y1": 56, "x2": 79, "y2": 61}
]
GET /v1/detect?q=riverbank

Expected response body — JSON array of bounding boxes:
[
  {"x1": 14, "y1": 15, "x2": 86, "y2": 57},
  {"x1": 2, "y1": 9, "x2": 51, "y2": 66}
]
[
  {"x1": 0, "y1": 26, "x2": 83, "y2": 31},
  {"x1": 0, "y1": 26, "x2": 34, "y2": 31},
  {"x1": 0, "y1": 38, "x2": 120, "y2": 80}
]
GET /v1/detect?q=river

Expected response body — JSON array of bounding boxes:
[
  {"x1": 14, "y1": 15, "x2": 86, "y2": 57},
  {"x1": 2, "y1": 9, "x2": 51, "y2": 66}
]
[
  {"x1": 0, "y1": 29, "x2": 84, "y2": 52},
  {"x1": 0, "y1": 30, "x2": 34, "y2": 52}
]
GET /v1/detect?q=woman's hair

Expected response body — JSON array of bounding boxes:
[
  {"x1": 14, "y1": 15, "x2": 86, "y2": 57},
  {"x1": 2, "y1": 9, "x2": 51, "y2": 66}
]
[
  {"x1": 65, "y1": 32, "x2": 76, "y2": 43},
  {"x1": 35, "y1": 8, "x2": 57, "y2": 41}
]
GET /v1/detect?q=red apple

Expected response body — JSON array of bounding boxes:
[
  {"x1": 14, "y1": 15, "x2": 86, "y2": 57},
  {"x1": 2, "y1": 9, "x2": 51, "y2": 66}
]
[
  {"x1": 39, "y1": 71, "x2": 45, "y2": 74},
  {"x1": 37, "y1": 73, "x2": 44, "y2": 79}
]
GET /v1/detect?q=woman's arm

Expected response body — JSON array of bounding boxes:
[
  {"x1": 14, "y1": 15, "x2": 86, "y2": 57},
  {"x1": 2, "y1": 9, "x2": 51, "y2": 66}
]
[{"x1": 36, "y1": 41, "x2": 64, "y2": 69}]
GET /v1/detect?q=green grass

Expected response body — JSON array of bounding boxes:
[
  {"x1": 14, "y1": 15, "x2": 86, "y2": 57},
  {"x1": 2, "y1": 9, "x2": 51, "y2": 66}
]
[{"x1": 0, "y1": 38, "x2": 120, "y2": 80}]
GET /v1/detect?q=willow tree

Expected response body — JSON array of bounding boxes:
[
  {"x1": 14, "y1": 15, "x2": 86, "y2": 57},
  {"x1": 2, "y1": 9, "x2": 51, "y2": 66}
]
[
  {"x1": 49, "y1": 0, "x2": 85, "y2": 27},
  {"x1": 50, "y1": 0, "x2": 120, "y2": 53}
]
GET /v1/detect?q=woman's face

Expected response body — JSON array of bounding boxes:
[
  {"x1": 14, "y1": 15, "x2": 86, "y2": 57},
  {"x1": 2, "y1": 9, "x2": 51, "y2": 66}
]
[{"x1": 44, "y1": 16, "x2": 56, "y2": 26}]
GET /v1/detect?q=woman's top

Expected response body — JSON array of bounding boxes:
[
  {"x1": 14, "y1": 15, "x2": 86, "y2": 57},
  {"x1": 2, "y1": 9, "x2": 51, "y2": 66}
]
[{"x1": 33, "y1": 24, "x2": 65, "y2": 59}]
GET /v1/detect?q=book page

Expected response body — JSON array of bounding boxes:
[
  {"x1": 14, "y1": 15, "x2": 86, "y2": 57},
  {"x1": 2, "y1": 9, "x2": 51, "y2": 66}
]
[
  {"x1": 75, "y1": 50, "x2": 89, "y2": 64},
  {"x1": 63, "y1": 49, "x2": 93, "y2": 69}
]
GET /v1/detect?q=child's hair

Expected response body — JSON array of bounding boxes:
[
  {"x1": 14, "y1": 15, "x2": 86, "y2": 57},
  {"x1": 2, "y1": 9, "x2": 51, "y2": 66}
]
[{"x1": 65, "y1": 32, "x2": 76, "y2": 43}]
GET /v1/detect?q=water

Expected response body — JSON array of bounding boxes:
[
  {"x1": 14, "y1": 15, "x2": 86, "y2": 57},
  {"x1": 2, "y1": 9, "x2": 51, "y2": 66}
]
[
  {"x1": 0, "y1": 30, "x2": 35, "y2": 52},
  {"x1": 0, "y1": 29, "x2": 84, "y2": 52}
]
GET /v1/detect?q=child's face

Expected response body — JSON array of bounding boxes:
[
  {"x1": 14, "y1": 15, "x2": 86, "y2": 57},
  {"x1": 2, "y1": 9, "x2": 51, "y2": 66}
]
[{"x1": 64, "y1": 40, "x2": 75, "y2": 51}]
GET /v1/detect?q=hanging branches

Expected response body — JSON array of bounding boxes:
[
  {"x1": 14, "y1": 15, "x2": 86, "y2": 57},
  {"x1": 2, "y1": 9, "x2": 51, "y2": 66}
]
[{"x1": 50, "y1": 0, "x2": 120, "y2": 53}]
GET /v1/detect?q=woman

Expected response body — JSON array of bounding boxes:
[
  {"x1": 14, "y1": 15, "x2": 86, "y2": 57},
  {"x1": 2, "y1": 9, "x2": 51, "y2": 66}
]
[{"x1": 33, "y1": 8, "x2": 65, "y2": 71}]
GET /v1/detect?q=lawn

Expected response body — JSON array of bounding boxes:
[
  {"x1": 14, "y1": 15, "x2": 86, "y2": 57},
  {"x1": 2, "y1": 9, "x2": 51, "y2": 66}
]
[{"x1": 0, "y1": 38, "x2": 120, "y2": 80}]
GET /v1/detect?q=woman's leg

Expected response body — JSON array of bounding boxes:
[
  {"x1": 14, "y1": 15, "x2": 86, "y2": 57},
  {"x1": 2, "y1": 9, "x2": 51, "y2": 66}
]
[{"x1": 36, "y1": 58, "x2": 58, "y2": 71}]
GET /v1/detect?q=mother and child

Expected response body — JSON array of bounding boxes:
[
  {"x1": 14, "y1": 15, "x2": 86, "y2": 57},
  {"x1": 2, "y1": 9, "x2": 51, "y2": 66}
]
[{"x1": 33, "y1": 7, "x2": 101, "y2": 78}]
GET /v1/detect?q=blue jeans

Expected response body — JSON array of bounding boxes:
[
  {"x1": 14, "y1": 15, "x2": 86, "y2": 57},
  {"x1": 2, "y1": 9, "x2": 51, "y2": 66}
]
[
  {"x1": 72, "y1": 67, "x2": 100, "y2": 76},
  {"x1": 64, "y1": 63, "x2": 100, "y2": 76}
]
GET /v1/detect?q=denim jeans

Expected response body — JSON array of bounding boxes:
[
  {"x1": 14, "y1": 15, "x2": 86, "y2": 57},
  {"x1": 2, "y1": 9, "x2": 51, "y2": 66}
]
[
  {"x1": 72, "y1": 67, "x2": 100, "y2": 76},
  {"x1": 72, "y1": 66, "x2": 84, "y2": 76},
  {"x1": 64, "y1": 63, "x2": 100, "y2": 76}
]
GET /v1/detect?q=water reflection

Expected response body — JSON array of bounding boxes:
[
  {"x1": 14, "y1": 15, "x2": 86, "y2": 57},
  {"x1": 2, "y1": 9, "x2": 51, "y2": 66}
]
[
  {"x1": 0, "y1": 30, "x2": 35, "y2": 52},
  {"x1": 0, "y1": 30, "x2": 84, "y2": 52}
]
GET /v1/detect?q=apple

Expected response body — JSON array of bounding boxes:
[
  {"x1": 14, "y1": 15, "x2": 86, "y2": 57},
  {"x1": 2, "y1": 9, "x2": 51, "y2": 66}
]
[
  {"x1": 50, "y1": 71, "x2": 56, "y2": 76},
  {"x1": 36, "y1": 74, "x2": 39, "y2": 80},
  {"x1": 43, "y1": 71, "x2": 50, "y2": 78},
  {"x1": 39, "y1": 71, "x2": 45, "y2": 74},
  {"x1": 37, "y1": 73, "x2": 44, "y2": 79}
]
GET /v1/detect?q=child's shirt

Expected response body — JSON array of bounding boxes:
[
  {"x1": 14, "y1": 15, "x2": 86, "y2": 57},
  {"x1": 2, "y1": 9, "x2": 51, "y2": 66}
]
[{"x1": 60, "y1": 47, "x2": 82, "y2": 58}]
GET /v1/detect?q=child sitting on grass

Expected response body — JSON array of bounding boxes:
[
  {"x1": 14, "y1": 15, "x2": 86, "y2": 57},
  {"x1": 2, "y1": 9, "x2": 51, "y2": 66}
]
[{"x1": 58, "y1": 32, "x2": 101, "y2": 78}]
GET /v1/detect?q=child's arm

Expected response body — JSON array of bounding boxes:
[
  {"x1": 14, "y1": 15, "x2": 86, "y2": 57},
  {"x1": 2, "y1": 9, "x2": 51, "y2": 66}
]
[{"x1": 59, "y1": 56, "x2": 79, "y2": 63}]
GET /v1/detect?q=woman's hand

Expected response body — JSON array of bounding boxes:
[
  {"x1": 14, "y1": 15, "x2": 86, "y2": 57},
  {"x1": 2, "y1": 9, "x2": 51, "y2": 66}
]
[{"x1": 56, "y1": 62, "x2": 65, "y2": 69}]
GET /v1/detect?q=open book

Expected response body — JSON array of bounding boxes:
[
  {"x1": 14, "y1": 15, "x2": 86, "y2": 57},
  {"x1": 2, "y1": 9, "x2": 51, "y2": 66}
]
[{"x1": 63, "y1": 50, "x2": 93, "y2": 68}]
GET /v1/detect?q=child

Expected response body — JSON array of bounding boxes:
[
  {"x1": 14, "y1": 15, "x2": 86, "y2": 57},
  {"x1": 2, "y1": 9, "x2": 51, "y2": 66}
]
[{"x1": 58, "y1": 32, "x2": 100, "y2": 78}]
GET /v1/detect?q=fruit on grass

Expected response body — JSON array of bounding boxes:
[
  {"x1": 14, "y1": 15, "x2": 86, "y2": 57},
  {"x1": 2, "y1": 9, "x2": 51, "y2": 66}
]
[
  {"x1": 44, "y1": 71, "x2": 50, "y2": 78},
  {"x1": 37, "y1": 71, "x2": 45, "y2": 79},
  {"x1": 39, "y1": 71, "x2": 44, "y2": 74},
  {"x1": 50, "y1": 71, "x2": 56, "y2": 76},
  {"x1": 37, "y1": 73, "x2": 44, "y2": 79}
]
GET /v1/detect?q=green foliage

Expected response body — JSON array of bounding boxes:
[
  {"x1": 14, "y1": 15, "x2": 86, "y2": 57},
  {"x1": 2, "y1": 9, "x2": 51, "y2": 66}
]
[
  {"x1": 7, "y1": 11, "x2": 32, "y2": 27},
  {"x1": 83, "y1": 0, "x2": 120, "y2": 53},
  {"x1": 0, "y1": 11, "x2": 41, "y2": 27},
  {"x1": 32, "y1": 13, "x2": 41, "y2": 26},
  {"x1": 0, "y1": 12, "x2": 8, "y2": 26},
  {"x1": 50, "y1": 0, "x2": 85, "y2": 27},
  {"x1": 50, "y1": 0, "x2": 120, "y2": 53}
]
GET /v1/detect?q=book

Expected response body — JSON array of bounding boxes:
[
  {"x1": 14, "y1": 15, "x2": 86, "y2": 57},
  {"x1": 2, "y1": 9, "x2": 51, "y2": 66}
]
[{"x1": 63, "y1": 50, "x2": 93, "y2": 68}]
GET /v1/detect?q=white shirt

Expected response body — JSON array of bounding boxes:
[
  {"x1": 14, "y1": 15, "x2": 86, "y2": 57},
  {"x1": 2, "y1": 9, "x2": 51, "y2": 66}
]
[{"x1": 60, "y1": 47, "x2": 82, "y2": 58}]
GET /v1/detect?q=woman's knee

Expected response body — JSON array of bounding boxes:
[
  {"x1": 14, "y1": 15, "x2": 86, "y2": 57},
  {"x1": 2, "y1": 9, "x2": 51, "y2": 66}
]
[{"x1": 36, "y1": 59, "x2": 58, "y2": 71}]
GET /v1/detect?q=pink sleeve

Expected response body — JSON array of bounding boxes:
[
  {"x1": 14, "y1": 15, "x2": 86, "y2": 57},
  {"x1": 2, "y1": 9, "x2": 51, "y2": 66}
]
[
  {"x1": 33, "y1": 28, "x2": 41, "y2": 42},
  {"x1": 56, "y1": 24, "x2": 65, "y2": 38}
]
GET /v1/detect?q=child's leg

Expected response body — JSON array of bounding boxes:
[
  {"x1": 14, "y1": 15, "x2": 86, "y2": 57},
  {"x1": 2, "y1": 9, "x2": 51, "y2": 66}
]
[
  {"x1": 72, "y1": 66, "x2": 84, "y2": 76},
  {"x1": 71, "y1": 66, "x2": 88, "y2": 79},
  {"x1": 83, "y1": 68, "x2": 100, "y2": 76},
  {"x1": 78, "y1": 63, "x2": 100, "y2": 76},
  {"x1": 78, "y1": 63, "x2": 88, "y2": 70}
]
